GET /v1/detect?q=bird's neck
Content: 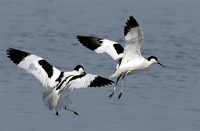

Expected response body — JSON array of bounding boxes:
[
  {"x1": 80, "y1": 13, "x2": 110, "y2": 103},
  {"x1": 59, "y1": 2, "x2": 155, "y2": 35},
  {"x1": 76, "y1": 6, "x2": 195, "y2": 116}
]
[{"x1": 145, "y1": 59, "x2": 155, "y2": 67}]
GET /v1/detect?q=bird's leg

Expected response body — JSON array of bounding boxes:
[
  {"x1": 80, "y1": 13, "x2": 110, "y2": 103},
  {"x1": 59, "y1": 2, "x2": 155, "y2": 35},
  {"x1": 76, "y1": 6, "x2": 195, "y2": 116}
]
[
  {"x1": 108, "y1": 75, "x2": 121, "y2": 99},
  {"x1": 118, "y1": 76, "x2": 125, "y2": 99},
  {"x1": 65, "y1": 106, "x2": 79, "y2": 116}
]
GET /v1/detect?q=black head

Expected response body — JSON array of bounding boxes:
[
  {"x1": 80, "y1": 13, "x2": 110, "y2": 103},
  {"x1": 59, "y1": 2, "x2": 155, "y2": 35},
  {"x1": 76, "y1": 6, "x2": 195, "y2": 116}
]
[
  {"x1": 147, "y1": 56, "x2": 158, "y2": 61},
  {"x1": 74, "y1": 65, "x2": 84, "y2": 71},
  {"x1": 147, "y1": 56, "x2": 165, "y2": 67}
]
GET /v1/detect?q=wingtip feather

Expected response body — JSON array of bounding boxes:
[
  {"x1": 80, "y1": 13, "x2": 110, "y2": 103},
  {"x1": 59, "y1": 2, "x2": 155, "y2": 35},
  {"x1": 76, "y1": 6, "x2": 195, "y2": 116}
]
[
  {"x1": 124, "y1": 15, "x2": 139, "y2": 36},
  {"x1": 6, "y1": 48, "x2": 30, "y2": 65},
  {"x1": 90, "y1": 76, "x2": 114, "y2": 87}
]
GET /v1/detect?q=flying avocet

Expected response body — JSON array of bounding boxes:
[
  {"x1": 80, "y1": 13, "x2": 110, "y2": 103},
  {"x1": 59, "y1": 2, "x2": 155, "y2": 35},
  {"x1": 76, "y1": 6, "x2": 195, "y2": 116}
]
[
  {"x1": 6, "y1": 48, "x2": 114, "y2": 116},
  {"x1": 77, "y1": 16, "x2": 165, "y2": 99}
]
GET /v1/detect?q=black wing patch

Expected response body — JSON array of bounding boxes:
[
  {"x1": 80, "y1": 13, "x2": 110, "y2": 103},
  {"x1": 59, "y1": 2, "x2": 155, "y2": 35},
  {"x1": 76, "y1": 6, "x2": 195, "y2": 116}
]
[
  {"x1": 56, "y1": 73, "x2": 87, "y2": 90},
  {"x1": 90, "y1": 76, "x2": 114, "y2": 87},
  {"x1": 6, "y1": 48, "x2": 30, "y2": 65},
  {"x1": 77, "y1": 36, "x2": 101, "y2": 51},
  {"x1": 56, "y1": 75, "x2": 73, "y2": 90},
  {"x1": 67, "y1": 73, "x2": 87, "y2": 84},
  {"x1": 124, "y1": 16, "x2": 139, "y2": 36},
  {"x1": 113, "y1": 44, "x2": 124, "y2": 54},
  {"x1": 55, "y1": 72, "x2": 64, "y2": 83},
  {"x1": 38, "y1": 60, "x2": 53, "y2": 78}
]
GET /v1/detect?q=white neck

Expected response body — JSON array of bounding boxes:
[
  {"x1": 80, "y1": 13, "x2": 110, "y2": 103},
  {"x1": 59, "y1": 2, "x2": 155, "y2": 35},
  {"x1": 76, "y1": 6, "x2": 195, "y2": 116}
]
[{"x1": 145, "y1": 59, "x2": 157, "y2": 67}]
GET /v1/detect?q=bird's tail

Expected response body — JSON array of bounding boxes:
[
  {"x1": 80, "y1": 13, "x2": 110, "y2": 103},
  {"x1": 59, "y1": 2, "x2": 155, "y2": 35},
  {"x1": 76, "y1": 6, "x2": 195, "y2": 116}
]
[
  {"x1": 42, "y1": 88, "x2": 72, "y2": 111},
  {"x1": 42, "y1": 90, "x2": 59, "y2": 111}
]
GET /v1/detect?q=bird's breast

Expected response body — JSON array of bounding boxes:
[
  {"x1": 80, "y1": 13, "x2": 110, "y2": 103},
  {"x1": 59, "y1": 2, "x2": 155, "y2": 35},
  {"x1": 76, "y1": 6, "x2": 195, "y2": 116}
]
[{"x1": 119, "y1": 59, "x2": 149, "y2": 75}]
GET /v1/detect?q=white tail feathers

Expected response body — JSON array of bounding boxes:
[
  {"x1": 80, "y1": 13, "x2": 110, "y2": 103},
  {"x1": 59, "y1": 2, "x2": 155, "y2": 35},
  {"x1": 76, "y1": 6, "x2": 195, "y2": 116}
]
[
  {"x1": 42, "y1": 90, "x2": 59, "y2": 110},
  {"x1": 42, "y1": 89, "x2": 72, "y2": 111}
]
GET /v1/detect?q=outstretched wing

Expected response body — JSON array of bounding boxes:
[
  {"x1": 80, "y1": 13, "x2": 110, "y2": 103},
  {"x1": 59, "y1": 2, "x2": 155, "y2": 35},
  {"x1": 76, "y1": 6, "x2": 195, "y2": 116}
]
[
  {"x1": 121, "y1": 16, "x2": 144, "y2": 64},
  {"x1": 6, "y1": 48, "x2": 62, "y2": 89},
  {"x1": 77, "y1": 36, "x2": 124, "y2": 60},
  {"x1": 67, "y1": 73, "x2": 114, "y2": 90}
]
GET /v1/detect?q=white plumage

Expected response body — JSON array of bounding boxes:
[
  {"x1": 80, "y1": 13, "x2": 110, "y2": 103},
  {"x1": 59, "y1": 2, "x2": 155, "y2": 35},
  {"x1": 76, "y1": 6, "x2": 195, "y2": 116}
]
[
  {"x1": 16, "y1": 54, "x2": 61, "y2": 89},
  {"x1": 6, "y1": 48, "x2": 114, "y2": 115},
  {"x1": 77, "y1": 16, "x2": 165, "y2": 99},
  {"x1": 94, "y1": 39, "x2": 123, "y2": 60},
  {"x1": 77, "y1": 36, "x2": 124, "y2": 61}
]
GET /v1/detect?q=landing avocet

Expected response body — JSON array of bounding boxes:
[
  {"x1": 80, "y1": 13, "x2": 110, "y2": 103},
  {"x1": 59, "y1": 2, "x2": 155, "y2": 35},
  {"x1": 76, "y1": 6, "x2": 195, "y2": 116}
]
[
  {"x1": 6, "y1": 48, "x2": 114, "y2": 116},
  {"x1": 77, "y1": 16, "x2": 165, "y2": 99}
]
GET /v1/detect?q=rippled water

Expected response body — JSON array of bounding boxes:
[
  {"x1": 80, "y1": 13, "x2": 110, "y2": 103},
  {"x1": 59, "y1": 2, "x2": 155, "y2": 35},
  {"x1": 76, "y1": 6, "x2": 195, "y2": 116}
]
[{"x1": 1, "y1": 0, "x2": 199, "y2": 131}]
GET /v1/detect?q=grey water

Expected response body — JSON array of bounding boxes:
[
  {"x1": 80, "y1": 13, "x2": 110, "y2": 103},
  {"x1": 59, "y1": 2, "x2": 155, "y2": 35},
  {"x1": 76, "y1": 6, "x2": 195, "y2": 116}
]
[{"x1": 0, "y1": 0, "x2": 199, "y2": 131}]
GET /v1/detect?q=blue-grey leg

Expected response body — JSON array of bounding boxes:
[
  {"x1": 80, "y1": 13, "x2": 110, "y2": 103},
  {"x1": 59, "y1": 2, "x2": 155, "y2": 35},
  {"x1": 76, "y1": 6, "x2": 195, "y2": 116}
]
[
  {"x1": 108, "y1": 75, "x2": 121, "y2": 99},
  {"x1": 65, "y1": 106, "x2": 79, "y2": 116},
  {"x1": 118, "y1": 76, "x2": 125, "y2": 99}
]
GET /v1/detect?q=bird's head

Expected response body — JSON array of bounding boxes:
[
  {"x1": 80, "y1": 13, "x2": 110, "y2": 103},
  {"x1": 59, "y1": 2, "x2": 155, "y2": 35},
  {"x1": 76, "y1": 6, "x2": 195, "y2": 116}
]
[
  {"x1": 147, "y1": 56, "x2": 165, "y2": 67},
  {"x1": 74, "y1": 65, "x2": 85, "y2": 74}
]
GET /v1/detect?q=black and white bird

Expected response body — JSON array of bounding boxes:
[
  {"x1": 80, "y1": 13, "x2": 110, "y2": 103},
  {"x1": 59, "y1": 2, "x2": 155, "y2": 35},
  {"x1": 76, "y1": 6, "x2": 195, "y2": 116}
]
[
  {"x1": 77, "y1": 16, "x2": 165, "y2": 99},
  {"x1": 6, "y1": 48, "x2": 114, "y2": 116}
]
